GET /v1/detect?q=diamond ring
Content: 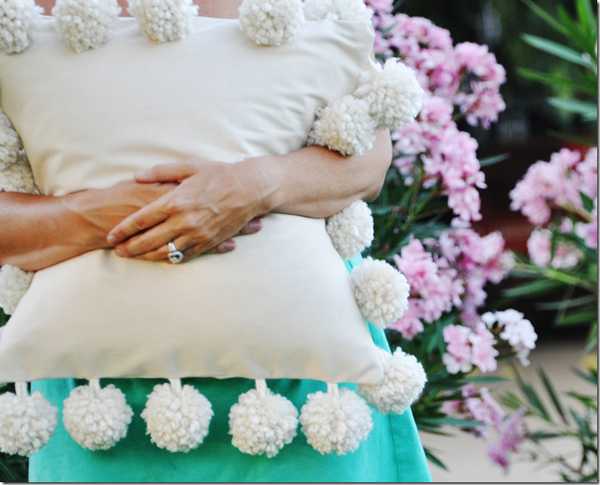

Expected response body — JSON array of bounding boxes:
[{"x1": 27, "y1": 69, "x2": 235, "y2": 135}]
[{"x1": 167, "y1": 241, "x2": 184, "y2": 264}]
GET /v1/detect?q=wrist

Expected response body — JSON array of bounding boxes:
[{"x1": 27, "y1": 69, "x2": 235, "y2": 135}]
[
  {"x1": 241, "y1": 155, "x2": 287, "y2": 214},
  {"x1": 61, "y1": 190, "x2": 112, "y2": 251}
]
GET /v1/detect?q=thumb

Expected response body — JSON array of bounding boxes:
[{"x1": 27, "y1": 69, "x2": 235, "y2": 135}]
[{"x1": 135, "y1": 160, "x2": 200, "y2": 184}]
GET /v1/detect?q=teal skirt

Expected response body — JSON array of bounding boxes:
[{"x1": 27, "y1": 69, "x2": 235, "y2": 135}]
[{"x1": 29, "y1": 257, "x2": 432, "y2": 483}]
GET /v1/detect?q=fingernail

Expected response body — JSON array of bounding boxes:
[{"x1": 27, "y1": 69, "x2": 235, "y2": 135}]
[
  {"x1": 115, "y1": 247, "x2": 125, "y2": 257},
  {"x1": 107, "y1": 234, "x2": 117, "y2": 245},
  {"x1": 222, "y1": 239, "x2": 236, "y2": 251},
  {"x1": 249, "y1": 220, "x2": 262, "y2": 231}
]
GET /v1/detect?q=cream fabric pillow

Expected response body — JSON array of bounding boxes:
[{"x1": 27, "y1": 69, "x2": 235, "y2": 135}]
[{"x1": 0, "y1": 15, "x2": 385, "y2": 384}]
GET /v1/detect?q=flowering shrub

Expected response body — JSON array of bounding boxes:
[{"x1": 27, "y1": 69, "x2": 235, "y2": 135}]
[{"x1": 363, "y1": 0, "x2": 534, "y2": 473}]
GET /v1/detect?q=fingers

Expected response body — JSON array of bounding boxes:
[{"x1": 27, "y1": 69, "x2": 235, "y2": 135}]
[
  {"x1": 134, "y1": 160, "x2": 200, "y2": 184},
  {"x1": 237, "y1": 218, "x2": 263, "y2": 235},
  {"x1": 107, "y1": 195, "x2": 172, "y2": 246},
  {"x1": 131, "y1": 238, "x2": 237, "y2": 262}
]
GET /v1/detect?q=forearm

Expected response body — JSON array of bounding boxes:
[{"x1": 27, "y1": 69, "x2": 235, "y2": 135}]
[
  {"x1": 0, "y1": 191, "x2": 107, "y2": 271},
  {"x1": 256, "y1": 129, "x2": 393, "y2": 219}
]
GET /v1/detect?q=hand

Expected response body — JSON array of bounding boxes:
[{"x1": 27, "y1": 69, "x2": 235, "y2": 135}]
[{"x1": 106, "y1": 158, "x2": 275, "y2": 262}]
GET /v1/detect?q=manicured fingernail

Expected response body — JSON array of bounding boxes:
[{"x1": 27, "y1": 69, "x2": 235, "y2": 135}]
[
  {"x1": 249, "y1": 220, "x2": 262, "y2": 231},
  {"x1": 223, "y1": 239, "x2": 236, "y2": 251}
]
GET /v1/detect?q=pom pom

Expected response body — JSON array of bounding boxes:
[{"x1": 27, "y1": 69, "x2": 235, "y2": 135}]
[
  {"x1": 229, "y1": 380, "x2": 298, "y2": 457},
  {"x1": 307, "y1": 95, "x2": 376, "y2": 156},
  {"x1": 0, "y1": 265, "x2": 34, "y2": 315},
  {"x1": 0, "y1": 383, "x2": 58, "y2": 456},
  {"x1": 358, "y1": 348, "x2": 427, "y2": 415},
  {"x1": 351, "y1": 256, "x2": 410, "y2": 328},
  {"x1": 353, "y1": 58, "x2": 424, "y2": 131},
  {"x1": 52, "y1": 0, "x2": 121, "y2": 53},
  {"x1": 0, "y1": 0, "x2": 43, "y2": 54},
  {"x1": 238, "y1": 0, "x2": 305, "y2": 46},
  {"x1": 141, "y1": 379, "x2": 213, "y2": 452},
  {"x1": 0, "y1": 153, "x2": 39, "y2": 194},
  {"x1": 0, "y1": 112, "x2": 22, "y2": 165},
  {"x1": 128, "y1": 0, "x2": 198, "y2": 43},
  {"x1": 300, "y1": 384, "x2": 372, "y2": 455},
  {"x1": 62, "y1": 380, "x2": 133, "y2": 450},
  {"x1": 303, "y1": 0, "x2": 373, "y2": 22},
  {"x1": 326, "y1": 200, "x2": 374, "y2": 259}
]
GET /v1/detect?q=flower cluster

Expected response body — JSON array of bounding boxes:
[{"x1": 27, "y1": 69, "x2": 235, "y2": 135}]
[
  {"x1": 367, "y1": 7, "x2": 506, "y2": 128},
  {"x1": 442, "y1": 323, "x2": 498, "y2": 374},
  {"x1": 509, "y1": 148, "x2": 598, "y2": 227},
  {"x1": 482, "y1": 309, "x2": 538, "y2": 366},
  {"x1": 442, "y1": 384, "x2": 527, "y2": 472},
  {"x1": 394, "y1": 94, "x2": 486, "y2": 226},
  {"x1": 390, "y1": 229, "x2": 515, "y2": 340}
]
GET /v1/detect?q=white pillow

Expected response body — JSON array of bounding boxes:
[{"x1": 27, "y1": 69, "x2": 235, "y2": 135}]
[{"x1": 0, "y1": 15, "x2": 384, "y2": 384}]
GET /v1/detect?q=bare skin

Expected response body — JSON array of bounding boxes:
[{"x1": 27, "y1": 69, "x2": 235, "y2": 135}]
[{"x1": 0, "y1": 0, "x2": 393, "y2": 269}]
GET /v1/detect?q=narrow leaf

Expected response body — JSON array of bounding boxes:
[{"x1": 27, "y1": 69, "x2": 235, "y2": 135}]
[
  {"x1": 423, "y1": 447, "x2": 448, "y2": 470},
  {"x1": 479, "y1": 153, "x2": 510, "y2": 167},
  {"x1": 502, "y1": 279, "x2": 564, "y2": 298},
  {"x1": 517, "y1": 67, "x2": 597, "y2": 94},
  {"x1": 554, "y1": 307, "x2": 597, "y2": 326},
  {"x1": 522, "y1": 0, "x2": 568, "y2": 34},
  {"x1": 548, "y1": 97, "x2": 598, "y2": 120},
  {"x1": 538, "y1": 367, "x2": 567, "y2": 422},
  {"x1": 522, "y1": 34, "x2": 595, "y2": 67},
  {"x1": 571, "y1": 366, "x2": 598, "y2": 385}
]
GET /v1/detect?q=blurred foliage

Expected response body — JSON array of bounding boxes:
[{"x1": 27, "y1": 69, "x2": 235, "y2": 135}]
[
  {"x1": 501, "y1": 365, "x2": 598, "y2": 482},
  {"x1": 499, "y1": 0, "x2": 598, "y2": 350}
]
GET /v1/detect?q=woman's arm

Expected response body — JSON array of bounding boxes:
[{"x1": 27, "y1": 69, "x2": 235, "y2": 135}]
[{"x1": 107, "y1": 129, "x2": 392, "y2": 262}]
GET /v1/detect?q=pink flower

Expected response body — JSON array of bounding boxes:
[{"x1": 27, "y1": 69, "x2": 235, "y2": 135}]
[
  {"x1": 575, "y1": 198, "x2": 598, "y2": 249},
  {"x1": 486, "y1": 407, "x2": 527, "y2": 473},
  {"x1": 442, "y1": 323, "x2": 498, "y2": 374},
  {"x1": 510, "y1": 148, "x2": 597, "y2": 225},
  {"x1": 527, "y1": 228, "x2": 584, "y2": 269}
]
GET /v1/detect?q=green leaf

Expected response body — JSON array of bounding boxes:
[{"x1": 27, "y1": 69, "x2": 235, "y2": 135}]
[
  {"x1": 580, "y1": 191, "x2": 596, "y2": 212},
  {"x1": 565, "y1": 391, "x2": 598, "y2": 411},
  {"x1": 512, "y1": 365, "x2": 551, "y2": 420},
  {"x1": 459, "y1": 375, "x2": 511, "y2": 384},
  {"x1": 571, "y1": 367, "x2": 598, "y2": 385},
  {"x1": 548, "y1": 97, "x2": 598, "y2": 120},
  {"x1": 556, "y1": 6, "x2": 596, "y2": 55},
  {"x1": 522, "y1": 34, "x2": 596, "y2": 68},
  {"x1": 528, "y1": 431, "x2": 564, "y2": 440},
  {"x1": 555, "y1": 307, "x2": 598, "y2": 326},
  {"x1": 575, "y1": 0, "x2": 598, "y2": 40},
  {"x1": 521, "y1": 0, "x2": 568, "y2": 35},
  {"x1": 479, "y1": 153, "x2": 510, "y2": 167},
  {"x1": 423, "y1": 447, "x2": 448, "y2": 470},
  {"x1": 517, "y1": 67, "x2": 598, "y2": 95},
  {"x1": 535, "y1": 293, "x2": 597, "y2": 311},
  {"x1": 436, "y1": 417, "x2": 486, "y2": 428},
  {"x1": 538, "y1": 367, "x2": 567, "y2": 422},
  {"x1": 502, "y1": 279, "x2": 564, "y2": 298}
]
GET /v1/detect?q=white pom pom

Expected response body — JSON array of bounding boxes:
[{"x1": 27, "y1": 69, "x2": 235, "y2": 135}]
[
  {"x1": 326, "y1": 200, "x2": 374, "y2": 260},
  {"x1": 141, "y1": 379, "x2": 213, "y2": 452},
  {"x1": 0, "y1": 0, "x2": 43, "y2": 54},
  {"x1": 0, "y1": 265, "x2": 34, "y2": 315},
  {"x1": 62, "y1": 380, "x2": 133, "y2": 450},
  {"x1": 238, "y1": 0, "x2": 305, "y2": 46},
  {"x1": 353, "y1": 58, "x2": 424, "y2": 131},
  {"x1": 129, "y1": 0, "x2": 198, "y2": 43},
  {"x1": 0, "y1": 112, "x2": 22, "y2": 165},
  {"x1": 0, "y1": 383, "x2": 58, "y2": 456},
  {"x1": 308, "y1": 95, "x2": 376, "y2": 156},
  {"x1": 351, "y1": 257, "x2": 410, "y2": 328},
  {"x1": 0, "y1": 153, "x2": 39, "y2": 194},
  {"x1": 303, "y1": 0, "x2": 373, "y2": 22},
  {"x1": 229, "y1": 380, "x2": 298, "y2": 458},
  {"x1": 52, "y1": 0, "x2": 121, "y2": 53},
  {"x1": 358, "y1": 348, "x2": 427, "y2": 415},
  {"x1": 300, "y1": 384, "x2": 372, "y2": 455}
]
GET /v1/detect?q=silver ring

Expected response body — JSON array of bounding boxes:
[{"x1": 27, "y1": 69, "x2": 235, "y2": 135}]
[{"x1": 167, "y1": 241, "x2": 184, "y2": 264}]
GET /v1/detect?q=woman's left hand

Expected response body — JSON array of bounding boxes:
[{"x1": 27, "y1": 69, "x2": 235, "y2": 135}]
[{"x1": 106, "y1": 158, "x2": 276, "y2": 262}]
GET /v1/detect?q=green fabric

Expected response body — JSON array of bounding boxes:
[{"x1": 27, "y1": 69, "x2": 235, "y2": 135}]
[{"x1": 29, "y1": 256, "x2": 432, "y2": 483}]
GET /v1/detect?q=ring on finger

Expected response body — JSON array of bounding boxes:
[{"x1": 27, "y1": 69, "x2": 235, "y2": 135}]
[{"x1": 167, "y1": 241, "x2": 185, "y2": 264}]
